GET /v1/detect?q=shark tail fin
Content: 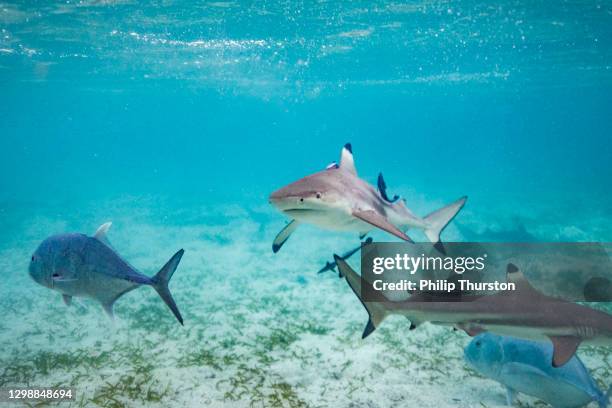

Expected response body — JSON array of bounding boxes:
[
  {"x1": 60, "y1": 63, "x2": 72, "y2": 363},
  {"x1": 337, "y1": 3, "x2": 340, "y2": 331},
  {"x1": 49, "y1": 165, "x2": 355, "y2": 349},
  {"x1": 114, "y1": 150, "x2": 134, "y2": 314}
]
[
  {"x1": 423, "y1": 196, "x2": 467, "y2": 250},
  {"x1": 334, "y1": 254, "x2": 388, "y2": 339},
  {"x1": 152, "y1": 249, "x2": 185, "y2": 325},
  {"x1": 599, "y1": 384, "x2": 612, "y2": 408}
]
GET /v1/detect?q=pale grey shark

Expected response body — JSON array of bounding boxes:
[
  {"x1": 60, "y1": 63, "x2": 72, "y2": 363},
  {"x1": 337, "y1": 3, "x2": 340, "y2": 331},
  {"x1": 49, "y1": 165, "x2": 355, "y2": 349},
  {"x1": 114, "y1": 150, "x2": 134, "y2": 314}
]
[
  {"x1": 335, "y1": 255, "x2": 612, "y2": 367},
  {"x1": 29, "y1": 222, "x2": 184, "y2": 324},
  {"x1": 269, "y1": 143, "x2": 467, "y2": 252}
]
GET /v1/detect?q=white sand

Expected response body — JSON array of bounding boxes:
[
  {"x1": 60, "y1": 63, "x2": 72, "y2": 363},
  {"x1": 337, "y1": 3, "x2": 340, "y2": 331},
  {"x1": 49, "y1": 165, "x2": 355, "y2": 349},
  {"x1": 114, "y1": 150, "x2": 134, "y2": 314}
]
[{"x1": 0, "y1": 196, "x2": 609, "y2": 407}]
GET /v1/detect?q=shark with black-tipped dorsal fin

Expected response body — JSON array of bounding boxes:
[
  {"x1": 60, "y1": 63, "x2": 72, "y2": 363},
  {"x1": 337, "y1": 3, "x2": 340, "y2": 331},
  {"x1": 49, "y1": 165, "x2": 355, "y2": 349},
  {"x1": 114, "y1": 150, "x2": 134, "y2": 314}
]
[
  {"x1": 269, "y1": 143, "x2": 467, "y2": 252},
  {"x1": 335, "y1": 256, "x2": 612, "y2": 367}
]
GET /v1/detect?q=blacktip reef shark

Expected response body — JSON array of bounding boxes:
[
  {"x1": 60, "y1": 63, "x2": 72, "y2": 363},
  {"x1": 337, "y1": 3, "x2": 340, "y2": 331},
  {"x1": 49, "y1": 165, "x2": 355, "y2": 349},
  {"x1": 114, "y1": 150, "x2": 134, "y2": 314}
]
[
  {"x1": 269, "y1": 143, "x2": 467, "y2": 253},
  {"x1": 335, "y1": 255, "x2": 612, "y2": 367}
]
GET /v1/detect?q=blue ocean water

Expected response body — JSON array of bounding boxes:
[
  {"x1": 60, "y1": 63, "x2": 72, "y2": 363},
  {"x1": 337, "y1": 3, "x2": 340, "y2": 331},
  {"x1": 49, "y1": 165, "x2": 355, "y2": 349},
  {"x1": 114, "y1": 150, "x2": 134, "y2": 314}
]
[{"x1": 1, "y1": 2, "x2": 611, "y2": 407}]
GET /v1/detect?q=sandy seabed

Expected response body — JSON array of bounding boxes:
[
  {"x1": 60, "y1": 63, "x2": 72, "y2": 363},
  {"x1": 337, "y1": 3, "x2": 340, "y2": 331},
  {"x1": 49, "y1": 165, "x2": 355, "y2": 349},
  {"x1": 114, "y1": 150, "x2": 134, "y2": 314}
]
[{"x1": 0, "y1": 196, "x2": 610, "y2": 408}]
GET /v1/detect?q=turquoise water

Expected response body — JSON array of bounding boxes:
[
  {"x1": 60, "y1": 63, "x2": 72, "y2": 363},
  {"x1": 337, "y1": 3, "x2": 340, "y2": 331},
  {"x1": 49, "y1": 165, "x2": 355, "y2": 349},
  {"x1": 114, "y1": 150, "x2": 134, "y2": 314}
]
[{"x1": 1, "y1": 1, "x2": 611, "y2": 407}]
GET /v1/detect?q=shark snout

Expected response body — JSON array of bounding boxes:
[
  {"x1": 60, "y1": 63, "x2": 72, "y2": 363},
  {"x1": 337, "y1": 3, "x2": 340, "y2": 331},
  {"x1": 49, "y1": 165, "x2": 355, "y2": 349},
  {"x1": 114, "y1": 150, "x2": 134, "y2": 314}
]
[{"x1": 269, "y1": 188, "x2": 287, "y2": 203}]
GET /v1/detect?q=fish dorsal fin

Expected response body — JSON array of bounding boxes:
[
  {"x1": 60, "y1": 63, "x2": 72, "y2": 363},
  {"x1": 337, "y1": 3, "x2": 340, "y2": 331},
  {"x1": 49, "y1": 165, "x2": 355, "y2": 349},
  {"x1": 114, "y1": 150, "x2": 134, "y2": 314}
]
[
  {"x1": 339, "y1": 143, "x2": 357, "y2": 175},
  {"x1": 506, "y1": 263, "x2": 541, "y2": 296},
  {"x1": 377, "y1": 173, "x2": 400, "y2": 203},
  {"x1": 94, "y1": 222, "x2": 113, "y2": 247}
]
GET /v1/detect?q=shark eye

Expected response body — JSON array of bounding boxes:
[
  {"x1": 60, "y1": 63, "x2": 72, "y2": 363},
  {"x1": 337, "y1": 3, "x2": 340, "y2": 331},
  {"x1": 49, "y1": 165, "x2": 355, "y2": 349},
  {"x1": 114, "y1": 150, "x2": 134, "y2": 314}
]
[
  {"x1": 52, "y1": 272, "x2": 61, "y2": 278},
  {"x1": 299, "y1": 198, "x2": 304, "y2": 202},
  {"x1": 316, "y1": 193, "x2": 321, "y2": 199},
  {"x1": 475, "y1": 340, "x2": 482, "y2": 347},
  {"x1": 31, "y1": 255, "x2": 35, "y2": 262}
]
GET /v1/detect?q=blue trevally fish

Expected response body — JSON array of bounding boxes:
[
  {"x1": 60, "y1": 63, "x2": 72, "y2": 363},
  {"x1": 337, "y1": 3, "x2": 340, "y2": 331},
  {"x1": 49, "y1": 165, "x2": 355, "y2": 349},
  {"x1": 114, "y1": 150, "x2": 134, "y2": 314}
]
[
  {"x1": 465, "y1": 333, "x2": 611, "y2": 408},
  {"x1": 29, "y1": 222, "x2": 185, "y2": 324}
]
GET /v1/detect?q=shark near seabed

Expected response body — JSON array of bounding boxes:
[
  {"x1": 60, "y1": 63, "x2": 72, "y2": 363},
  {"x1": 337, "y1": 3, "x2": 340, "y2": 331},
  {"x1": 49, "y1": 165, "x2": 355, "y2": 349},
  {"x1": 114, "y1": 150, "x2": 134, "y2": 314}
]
[
  {"x1": 269, "y1": 143, "x2": 467, "y2": 252},
  {"x1": 29, "y1": 222, "x2": 185, "y2": 324},
  {"x1": 334, "y1": 256, "x2": 612, "y2": 367}
]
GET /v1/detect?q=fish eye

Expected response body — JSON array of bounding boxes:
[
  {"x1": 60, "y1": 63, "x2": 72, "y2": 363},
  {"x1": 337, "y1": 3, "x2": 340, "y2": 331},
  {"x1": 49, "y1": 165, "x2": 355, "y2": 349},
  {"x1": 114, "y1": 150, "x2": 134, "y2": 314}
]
[
  {"x1": 475, "y1": 340, "x2": 482, "y2": 347},
  {"x1": 316, "y1": 193, "x2": 321, "y2": 199},
  {"x1": 300, "y1": 198, "x2": 304, "y2": 202},
  {"x1": 31, "y1": 255, "x2": 35, "y2": 262}
]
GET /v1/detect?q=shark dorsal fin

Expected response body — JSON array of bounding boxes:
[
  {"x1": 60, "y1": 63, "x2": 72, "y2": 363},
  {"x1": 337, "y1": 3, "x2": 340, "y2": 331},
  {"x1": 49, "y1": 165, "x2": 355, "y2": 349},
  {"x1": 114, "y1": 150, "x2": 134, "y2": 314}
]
[
  {"x1": 506, "y1": 263, "x2": 541, "y2": 295},
  {"x1": 339, "y1": 143, "x2": 357, "y2": 175},
  {"x1": 377, "y1": 173, "x2": 400, "y2": 203},
  {"x1": 94, "y1": 222, "x2": 113, "y2": 248}
]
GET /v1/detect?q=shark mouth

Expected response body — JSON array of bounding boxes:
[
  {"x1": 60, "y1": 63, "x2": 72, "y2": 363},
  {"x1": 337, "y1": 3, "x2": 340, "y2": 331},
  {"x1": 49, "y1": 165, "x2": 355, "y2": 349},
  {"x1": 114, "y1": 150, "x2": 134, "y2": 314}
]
[{"x1": 282, "y1": 209, "x2": 326, "y2": 218}]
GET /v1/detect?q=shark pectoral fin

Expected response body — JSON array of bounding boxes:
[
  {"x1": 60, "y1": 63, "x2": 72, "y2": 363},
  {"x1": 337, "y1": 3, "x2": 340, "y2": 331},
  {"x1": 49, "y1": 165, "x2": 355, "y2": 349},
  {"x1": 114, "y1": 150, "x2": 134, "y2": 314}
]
[
  {"x1": 272, "y1": 219, "x2": 300, "y2": 253},
  {"x1": 94, "y1": 222, "x2": 114, "y2": 248},
  {"x1": 317, "y1": 262, "x2": 334, "y2": 274},
  {"x1": 62, "y1": 294, "x2": 72, "y2": 306},
  {"x1": 549, "y1": 336, "x2": 581, "y2": 367},
  {"x1": 335, "y1": 254, "x2": 389, "y2": 339},
  {"x1": 352, "y1": 210, "x2": 414, "y2": 243},
  {"x1": 339, "y1": 143, "x2": 357, "y2": 175}
]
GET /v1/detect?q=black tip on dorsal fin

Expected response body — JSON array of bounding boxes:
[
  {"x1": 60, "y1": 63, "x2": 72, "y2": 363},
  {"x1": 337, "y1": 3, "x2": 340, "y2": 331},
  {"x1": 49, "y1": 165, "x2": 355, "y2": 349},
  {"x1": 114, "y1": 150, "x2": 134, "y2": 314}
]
[
  {"x1": 505, "y1": 263, "x2": 542, "y2": 297},
  {"x1": 344, "y1": 143, "x2": 352, "y2": 153},
  {"x1": 377, "y1": 172, "x2": 387, "y2": 192},
  {"x1": 377, "y1": 172, "x2": 400, "y2": 203}
]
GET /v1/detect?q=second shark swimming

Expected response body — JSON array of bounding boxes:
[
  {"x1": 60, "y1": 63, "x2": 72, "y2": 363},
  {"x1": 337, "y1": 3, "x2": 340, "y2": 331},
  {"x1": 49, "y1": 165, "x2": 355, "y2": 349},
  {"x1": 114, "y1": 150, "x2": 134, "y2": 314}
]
[
  {"x1": 269, "y1": 143, "x2": 467, "y2": 252},
  {"x1": 335, "y1": 257, "x2": 612, "y2": 367}
]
